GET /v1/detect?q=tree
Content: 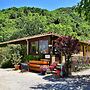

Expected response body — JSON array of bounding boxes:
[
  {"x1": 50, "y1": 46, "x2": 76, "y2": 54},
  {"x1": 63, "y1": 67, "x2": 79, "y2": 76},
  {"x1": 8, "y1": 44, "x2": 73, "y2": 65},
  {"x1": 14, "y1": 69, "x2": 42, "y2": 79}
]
[
  {"x1": 0, "y1": 7, "x2": 90, "y2": 42},
  {"x1": 54, "y1": 36, "x2": 80, "y2": 76},
  {"x1": 1, "y1": 45, "x2": 22, "y2": 65},
  {"x1": 77, "y1": 0, "x2": 90, "y2": 21},
  {"x1": 10, "y1": 13, "x2": 47, "y2": 39}
]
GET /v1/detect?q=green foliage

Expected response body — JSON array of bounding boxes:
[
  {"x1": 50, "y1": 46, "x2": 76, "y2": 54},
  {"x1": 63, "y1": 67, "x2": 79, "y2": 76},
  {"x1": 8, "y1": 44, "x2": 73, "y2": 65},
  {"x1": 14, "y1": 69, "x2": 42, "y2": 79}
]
[
  {"x1": 23, "y1": 54, "x2": 43, "y2": 62},
  {"x1": 76, "y1": 0, "x2": 90, "y2": 22},
  {"x1": 0, "y1": 6, "x2": 90, "y2": 42},
  {"x1": 7, "y1": 44, "x2": 22, "y2": 65},
  {"x1": 0, "y1": 47, "x2": 4, "y2": 64},
  {"x1": 0, "y1": 44, "x2": 22, "y2": 68},
  {"x1": 23, "y1": 55, "x2": 34, "y2": 62},
  {"x1": 11, "y1": 53, "x2": 22, "y2": 65},
  {"x1": 1, "y1": 60, "x2": 13, "y2": 68}
]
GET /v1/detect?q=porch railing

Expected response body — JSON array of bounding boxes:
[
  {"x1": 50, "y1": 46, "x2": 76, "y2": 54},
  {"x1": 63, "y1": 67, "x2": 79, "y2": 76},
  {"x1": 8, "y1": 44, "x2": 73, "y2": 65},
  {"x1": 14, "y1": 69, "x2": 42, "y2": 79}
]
[{"x1": 71, "y1": 56, "x2": 90, "y2": 72}]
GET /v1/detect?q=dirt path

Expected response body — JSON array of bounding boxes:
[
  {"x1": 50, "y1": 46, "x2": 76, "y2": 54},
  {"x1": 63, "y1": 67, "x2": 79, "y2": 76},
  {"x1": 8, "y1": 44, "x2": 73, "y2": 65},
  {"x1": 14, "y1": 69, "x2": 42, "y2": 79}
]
[
  {"x1": 0, "y1": 68, "x2": 48, "y2": 90},
  {"x1": 0, "y1": 68, "x2": 90, "y2": 90},
  {"x1": 72, "y1": 69, "x2": 90, "y2": 76}
]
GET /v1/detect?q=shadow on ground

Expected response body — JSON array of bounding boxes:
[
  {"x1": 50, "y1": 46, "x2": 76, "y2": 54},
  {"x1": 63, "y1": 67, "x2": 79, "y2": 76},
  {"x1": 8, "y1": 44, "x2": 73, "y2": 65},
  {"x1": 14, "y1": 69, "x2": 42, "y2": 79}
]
[{"x1": 30, "y1": 75, "x2": 90, "y2": 90}]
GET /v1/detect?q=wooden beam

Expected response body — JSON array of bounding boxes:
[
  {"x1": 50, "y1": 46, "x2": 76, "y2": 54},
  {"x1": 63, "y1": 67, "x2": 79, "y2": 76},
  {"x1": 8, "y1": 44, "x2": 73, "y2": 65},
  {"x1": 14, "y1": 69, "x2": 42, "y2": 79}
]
[
  {"x1": 82, "y1": 45, "x2": 84, "y2": 56},
  {"x1": 26, "y1": 39, "x2": 29, "y2": 55},
  {"x1": 83, "y1": 45, "x2": 86, "y2": 56}
]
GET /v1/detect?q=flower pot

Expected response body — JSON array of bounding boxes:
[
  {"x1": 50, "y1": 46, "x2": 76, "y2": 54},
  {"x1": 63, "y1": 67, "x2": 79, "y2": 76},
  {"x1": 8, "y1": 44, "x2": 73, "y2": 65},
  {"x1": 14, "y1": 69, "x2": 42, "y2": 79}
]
[
  {"x1": 41, "y1": 71, "x2": 46, "y2": 75},
  {"x1": 14, "y1": 65, "x2": 20, "y2": 70}
]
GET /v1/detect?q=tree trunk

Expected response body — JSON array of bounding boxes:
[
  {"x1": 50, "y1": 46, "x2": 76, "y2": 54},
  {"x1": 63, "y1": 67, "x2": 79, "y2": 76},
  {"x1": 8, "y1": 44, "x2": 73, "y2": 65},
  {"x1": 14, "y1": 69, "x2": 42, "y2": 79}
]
[{"x1": 65, "y1": 55, "x2": 71, "y2": 77}]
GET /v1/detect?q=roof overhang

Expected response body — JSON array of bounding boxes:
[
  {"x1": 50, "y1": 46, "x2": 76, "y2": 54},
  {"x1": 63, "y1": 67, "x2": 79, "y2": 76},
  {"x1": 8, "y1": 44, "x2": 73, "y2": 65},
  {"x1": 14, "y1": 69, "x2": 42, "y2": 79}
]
[
  {"x1": 79, "y1": 41, "x2": 90, "y2": 46},
  {"x1": 0, "y1": 32, "x2": 90, "y2": 46},
  {"x1": 0, "y1": 33, "x2": 59, "y2": 45}
]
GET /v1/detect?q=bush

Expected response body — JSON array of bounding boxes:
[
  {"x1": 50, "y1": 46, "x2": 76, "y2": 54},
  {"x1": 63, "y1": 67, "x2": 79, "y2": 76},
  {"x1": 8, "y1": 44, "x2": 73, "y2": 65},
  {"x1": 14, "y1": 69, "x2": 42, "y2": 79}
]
[
  {"x1": 0, "y1": 47, "x2": 3, "y2": 65},
  {"x1": 23, "y1": 54, "x2": 44, "y2": 62},
  {"x1": 23, "y1": 55, "x2": 34, "y2": 62},
  {"x1": 0, "y1": 44, "x2": 22, "y2": 68},
  {"x1": 1, "y1": 60, "x2": 14, "y2": 68},
  {"x1": 11, "y1": 53, "x2": 22, "y2": 65}
]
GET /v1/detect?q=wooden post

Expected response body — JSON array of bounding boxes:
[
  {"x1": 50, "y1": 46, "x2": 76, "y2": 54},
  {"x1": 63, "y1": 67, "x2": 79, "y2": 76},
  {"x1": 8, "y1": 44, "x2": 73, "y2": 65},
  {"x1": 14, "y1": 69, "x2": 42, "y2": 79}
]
[
  {"x1": 26, "y1": 39, "x2": 29, "y2": 55},
  {"x1": 82, "y1": 45, "x2": 85, "y2": 56},
  {"x1": 84, "y1": 45, "x2": 86, "y2": 56},
  {"x1": 48, "y1": 35, "x2": 53, "y2": 65}
]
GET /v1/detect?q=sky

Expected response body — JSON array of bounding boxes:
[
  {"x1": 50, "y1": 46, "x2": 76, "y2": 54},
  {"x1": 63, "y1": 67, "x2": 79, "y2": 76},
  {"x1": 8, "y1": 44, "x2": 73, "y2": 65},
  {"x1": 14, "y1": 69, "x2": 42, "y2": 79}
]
[{"x1": 0, "y1": 0, "x2": 80, "y2": 10}]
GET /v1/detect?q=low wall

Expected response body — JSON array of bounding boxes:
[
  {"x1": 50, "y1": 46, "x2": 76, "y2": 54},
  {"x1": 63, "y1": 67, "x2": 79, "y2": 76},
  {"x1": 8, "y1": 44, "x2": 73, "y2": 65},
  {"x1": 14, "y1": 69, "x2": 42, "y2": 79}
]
[{"x1": 71, "y1": 56, "x2": 90, "y2": 72}]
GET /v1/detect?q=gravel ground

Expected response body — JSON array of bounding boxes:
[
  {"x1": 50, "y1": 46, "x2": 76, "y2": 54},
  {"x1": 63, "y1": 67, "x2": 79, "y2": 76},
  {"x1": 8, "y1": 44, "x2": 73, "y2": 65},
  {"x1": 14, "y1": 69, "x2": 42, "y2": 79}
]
[
  {"x1": 0, "y1": 68, "x2": 49, "y2": 90},
  {"x1": 0, "y1": 68, "x2": 90, "y2": 90}
]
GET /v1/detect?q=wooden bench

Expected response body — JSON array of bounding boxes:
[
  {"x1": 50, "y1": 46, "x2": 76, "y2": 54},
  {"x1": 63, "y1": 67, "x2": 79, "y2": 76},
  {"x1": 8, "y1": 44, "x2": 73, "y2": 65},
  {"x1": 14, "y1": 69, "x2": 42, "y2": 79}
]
[{"x1": 28, "y1": 60, "x2": 49, "y2": 72}]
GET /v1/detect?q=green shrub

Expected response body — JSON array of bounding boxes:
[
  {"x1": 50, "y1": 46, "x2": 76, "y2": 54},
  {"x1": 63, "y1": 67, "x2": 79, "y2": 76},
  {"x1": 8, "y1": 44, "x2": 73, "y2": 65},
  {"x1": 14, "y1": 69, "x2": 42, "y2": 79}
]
[
  {"x1": 34, "y1": 55, "x2": 40, "y2": 60},
  {"x1": 0, "y1": 47, "x2": 3, "y2": 64},
  {"x1": 0, "y1": 44, "x2": 22, "y2": 68},
  {"x1": 23, "y1": 55, "x2": 34, "y2": 62},
  {"x1": 11, "y1": 53, "x2": 22, "y2": 65},
  {"x1": 23, "y1": 54, "x2": 44, "y2": 62},
  {"x1": 1, "y1": 60, "x2": 14, "y2": 68}
]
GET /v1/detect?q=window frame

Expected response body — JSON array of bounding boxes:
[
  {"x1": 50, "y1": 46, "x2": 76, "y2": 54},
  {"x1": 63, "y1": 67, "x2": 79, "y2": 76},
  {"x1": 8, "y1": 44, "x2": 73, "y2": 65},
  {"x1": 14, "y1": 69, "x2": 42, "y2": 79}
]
[{"x1": 30, "y1": 39, "x2": 49, "y2": 55}]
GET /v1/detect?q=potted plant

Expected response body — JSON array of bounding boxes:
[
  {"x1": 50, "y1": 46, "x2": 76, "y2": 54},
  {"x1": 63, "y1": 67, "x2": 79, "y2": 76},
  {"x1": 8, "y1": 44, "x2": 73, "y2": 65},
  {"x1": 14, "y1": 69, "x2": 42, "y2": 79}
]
[
  {"x1": 11, "y1": 53, "x2": 22, "y2": 70},
  {"x1": 40, "y1": 65, "x2": 48, "y2": 75}
]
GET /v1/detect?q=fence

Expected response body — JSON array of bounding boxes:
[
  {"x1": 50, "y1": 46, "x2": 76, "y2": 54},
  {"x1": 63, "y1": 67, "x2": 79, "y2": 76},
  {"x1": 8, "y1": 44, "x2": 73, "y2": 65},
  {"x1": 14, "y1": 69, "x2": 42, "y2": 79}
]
[{"x1": 71, "y1": 56, "x2": 90, "y2": 72}]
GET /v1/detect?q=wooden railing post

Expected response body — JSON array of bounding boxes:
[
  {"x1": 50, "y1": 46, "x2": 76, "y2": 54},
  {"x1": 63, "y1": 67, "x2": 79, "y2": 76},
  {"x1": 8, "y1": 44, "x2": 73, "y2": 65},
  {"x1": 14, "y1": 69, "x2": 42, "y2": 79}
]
[{"x1": 26, "y1": 39, "x2": 29, "y2": 55}]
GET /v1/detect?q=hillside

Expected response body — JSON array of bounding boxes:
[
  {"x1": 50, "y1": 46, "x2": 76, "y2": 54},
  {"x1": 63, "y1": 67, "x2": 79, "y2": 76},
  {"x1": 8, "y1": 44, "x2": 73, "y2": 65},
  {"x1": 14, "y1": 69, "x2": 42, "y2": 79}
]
[{"x1": 0, "y1": 7, "x2": 90, "y2": 42}]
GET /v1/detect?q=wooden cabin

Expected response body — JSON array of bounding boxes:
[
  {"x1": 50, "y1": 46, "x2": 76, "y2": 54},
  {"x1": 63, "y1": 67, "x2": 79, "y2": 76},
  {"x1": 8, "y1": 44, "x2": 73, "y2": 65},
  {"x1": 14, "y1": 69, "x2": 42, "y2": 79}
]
[{"x1": 0, "y1": 33, "x2": 90, "y2": 69}]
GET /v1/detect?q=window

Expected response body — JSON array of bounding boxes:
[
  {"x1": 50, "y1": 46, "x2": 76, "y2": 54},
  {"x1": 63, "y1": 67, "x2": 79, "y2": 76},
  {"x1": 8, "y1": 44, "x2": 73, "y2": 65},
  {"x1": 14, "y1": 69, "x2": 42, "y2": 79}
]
[
  {"x1": 31, "y1": 41, "x2": 38, "y2": 54},
  {"x1": 30, "y1": 40, "x2": 49, "y2": 54},
  {"x1": 39, "y1": 40, "x2": 48, "y2": 54}
]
